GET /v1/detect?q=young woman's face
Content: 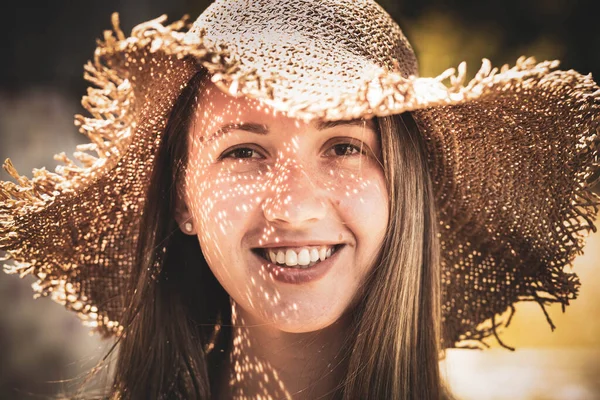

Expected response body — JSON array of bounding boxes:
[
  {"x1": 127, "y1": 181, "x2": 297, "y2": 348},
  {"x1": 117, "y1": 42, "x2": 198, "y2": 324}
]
[{"x1": 178, "y1": 79, "x2": 389, "y2": 332}]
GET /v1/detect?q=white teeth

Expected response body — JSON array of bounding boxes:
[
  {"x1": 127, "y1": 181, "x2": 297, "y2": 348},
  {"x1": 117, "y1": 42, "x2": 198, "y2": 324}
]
[
  {"x1": 261, "y1": 245, "x2": 339, "y2": 267},
  {"x1": 276, "y1": 251, "x2": 285, "y2": 264},
  {"x1": 310, "y1": 248, "x2": 319, "y2": 262},
  {"x1": 297, "y1": 249, "x2": 310, "y2": 266},
  {"x1": 285, "y1": 249, "x2": 298, "y2": 266},
  {"x1": 319, "y1": 247, "x2": 327, "y2": 261}
]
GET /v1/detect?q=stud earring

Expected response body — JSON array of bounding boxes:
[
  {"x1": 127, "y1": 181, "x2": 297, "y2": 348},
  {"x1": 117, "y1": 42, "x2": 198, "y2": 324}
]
[{"x1": 184, "y1": 222, "x2": 194, "y2": 233}]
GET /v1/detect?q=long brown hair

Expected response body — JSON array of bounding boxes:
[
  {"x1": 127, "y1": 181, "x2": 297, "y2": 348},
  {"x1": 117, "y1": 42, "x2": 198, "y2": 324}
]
[
  {"x1": 342, "y1": 109, "x2": 443, "y2": 400},
  {"x1": 102, "y1": 68, "x2": 450, "y2": 399}
]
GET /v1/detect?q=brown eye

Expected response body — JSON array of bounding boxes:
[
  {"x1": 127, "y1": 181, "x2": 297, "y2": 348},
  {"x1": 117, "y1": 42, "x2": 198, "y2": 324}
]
[
  {"x1": 220, "y1": 146, "x2": 264, "y2": 160},
  {"x1": 324, "y1": 142, "x2": 364, "y2": 157},
  {"x1": 332, "y1": 143, "x2": 359, "y2": 156}
]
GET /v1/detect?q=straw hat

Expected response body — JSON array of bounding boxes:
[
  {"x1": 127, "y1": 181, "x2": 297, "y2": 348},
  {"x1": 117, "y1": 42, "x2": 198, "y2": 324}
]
[{"x1": 1, "y1": 0, "x2": 599, "y2": 350}]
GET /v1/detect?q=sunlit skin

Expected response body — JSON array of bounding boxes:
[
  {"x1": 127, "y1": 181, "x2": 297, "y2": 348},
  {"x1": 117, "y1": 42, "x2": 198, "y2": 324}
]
[{"x1": 174, "y1": 78, "x2": 389, "y2": 398}]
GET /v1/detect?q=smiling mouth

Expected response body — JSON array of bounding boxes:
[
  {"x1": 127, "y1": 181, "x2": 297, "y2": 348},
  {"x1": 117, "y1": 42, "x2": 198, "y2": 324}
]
[{"x1": 251, "y1": 244, "x2": 343, "y2": 269}]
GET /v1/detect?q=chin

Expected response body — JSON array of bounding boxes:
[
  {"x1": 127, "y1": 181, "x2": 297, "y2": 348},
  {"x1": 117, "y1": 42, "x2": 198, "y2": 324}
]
[{"x1": 263, "y1": 306, "x2": 347, "y2": 334}]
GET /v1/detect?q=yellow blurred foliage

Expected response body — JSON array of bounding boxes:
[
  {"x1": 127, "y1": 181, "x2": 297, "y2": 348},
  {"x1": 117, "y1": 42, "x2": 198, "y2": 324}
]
[
  {"x1": 402, "y1": 9, "x2": 503, "y2": 79},
  {"x1": 403, "y1": 9, "x2": 566, "y2": 83}
]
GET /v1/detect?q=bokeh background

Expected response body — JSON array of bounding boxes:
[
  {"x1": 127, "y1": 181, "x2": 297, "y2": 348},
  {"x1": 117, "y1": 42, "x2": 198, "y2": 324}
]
[{"x1": 1, "y1": 0, "x2": 599, "y2": 399}]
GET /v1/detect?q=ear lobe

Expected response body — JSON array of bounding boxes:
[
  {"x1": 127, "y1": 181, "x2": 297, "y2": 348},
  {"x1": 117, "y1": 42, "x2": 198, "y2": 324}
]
[
  {"x1": 173, "y1": 203, "x2": 190, "y2": 226},
  {"x1": 173, "y1": 191, "x2": 195, "y2": 235}
]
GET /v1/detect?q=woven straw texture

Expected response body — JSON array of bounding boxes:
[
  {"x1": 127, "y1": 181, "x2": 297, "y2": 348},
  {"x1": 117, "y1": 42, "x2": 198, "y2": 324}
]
[{"x1": 1, "y1": 0, "x2": 599, "y2": 349}]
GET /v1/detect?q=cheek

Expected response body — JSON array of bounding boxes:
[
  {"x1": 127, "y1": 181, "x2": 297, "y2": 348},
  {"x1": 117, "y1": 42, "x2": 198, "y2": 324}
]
[
  {"x1": 183, "y1": 161, "x2": 266, "y2": 268},
  {"x1": 327, "y1": 167, "x2": 389, "y2": 235},
  {"x1": 328, "y1": 167, "x2": 389, "y2": 278}
]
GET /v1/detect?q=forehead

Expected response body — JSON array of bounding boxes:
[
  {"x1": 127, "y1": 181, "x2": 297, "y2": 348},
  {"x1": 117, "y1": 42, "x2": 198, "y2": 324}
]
[
  {"x1": 195, "y1": 78, "x2": 308, "y2": 129},
  {"x1": 193, "y1": 78, "x2": 376, "y2": 137}
]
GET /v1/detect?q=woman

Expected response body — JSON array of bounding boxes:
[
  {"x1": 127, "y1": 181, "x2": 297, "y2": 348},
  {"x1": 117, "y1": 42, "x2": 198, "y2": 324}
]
[
  {"x1": 109, "y1": 68, "x2": 443, "y2": 399},
  {"x1": 1, "y1": 0, "x2": 598, "y2": 399}
]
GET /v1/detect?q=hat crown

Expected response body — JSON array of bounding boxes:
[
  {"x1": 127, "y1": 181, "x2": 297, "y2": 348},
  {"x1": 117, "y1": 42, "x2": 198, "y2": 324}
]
[{"x1": 189, "y1": 0, "x2": 419, "y2": 78}]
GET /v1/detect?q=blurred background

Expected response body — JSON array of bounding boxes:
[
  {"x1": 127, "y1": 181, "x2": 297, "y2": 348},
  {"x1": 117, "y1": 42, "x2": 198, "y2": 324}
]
[{"x1": 1, "y1": 0, "x2": 599, "y2": 399}]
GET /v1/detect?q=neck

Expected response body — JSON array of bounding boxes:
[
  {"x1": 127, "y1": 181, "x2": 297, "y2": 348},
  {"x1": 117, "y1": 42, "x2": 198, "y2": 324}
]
[{"x1": 215, "y1": 302, "x2": 352, "y2": 400}]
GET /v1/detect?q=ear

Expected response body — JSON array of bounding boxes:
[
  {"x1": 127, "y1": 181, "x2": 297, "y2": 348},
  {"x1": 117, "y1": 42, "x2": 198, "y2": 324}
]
[{"x1": 173, "y1": 188, "x2": 196, "y2": 235}]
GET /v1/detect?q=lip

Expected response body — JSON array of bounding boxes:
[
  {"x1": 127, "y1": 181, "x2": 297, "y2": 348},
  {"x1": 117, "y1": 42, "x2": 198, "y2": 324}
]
[{"x1": 249, "y1": 244, "x2": 345, "y2": 284}]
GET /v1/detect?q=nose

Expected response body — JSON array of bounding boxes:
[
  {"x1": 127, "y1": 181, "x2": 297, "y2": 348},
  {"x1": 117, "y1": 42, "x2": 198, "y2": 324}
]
[{"x1": 261, "y1": 160, "x2": 328, "y2": 226}]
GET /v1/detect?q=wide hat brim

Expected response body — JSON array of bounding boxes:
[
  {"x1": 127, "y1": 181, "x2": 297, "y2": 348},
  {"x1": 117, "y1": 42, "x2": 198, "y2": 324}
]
[{"x1": 1, "y1": 2, "x2": 599, "y2": 350}]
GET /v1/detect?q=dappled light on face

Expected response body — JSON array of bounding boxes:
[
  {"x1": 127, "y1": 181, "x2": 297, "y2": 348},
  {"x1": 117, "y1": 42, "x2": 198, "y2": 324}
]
[{"x1": 180, "y1": 78, "x2": 388, "y2": 343}]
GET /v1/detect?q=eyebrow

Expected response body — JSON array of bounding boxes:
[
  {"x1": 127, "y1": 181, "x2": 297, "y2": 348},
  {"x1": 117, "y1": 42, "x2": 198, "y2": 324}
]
[{"x1": 214, "y1": 118, "x2": 369, "y2": 136}]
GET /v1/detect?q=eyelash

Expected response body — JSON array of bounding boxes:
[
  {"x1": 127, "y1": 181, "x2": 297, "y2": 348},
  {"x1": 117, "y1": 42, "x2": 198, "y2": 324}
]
[{"x1": 219, "y1": 141, "x2": 366, "y2": 161}]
